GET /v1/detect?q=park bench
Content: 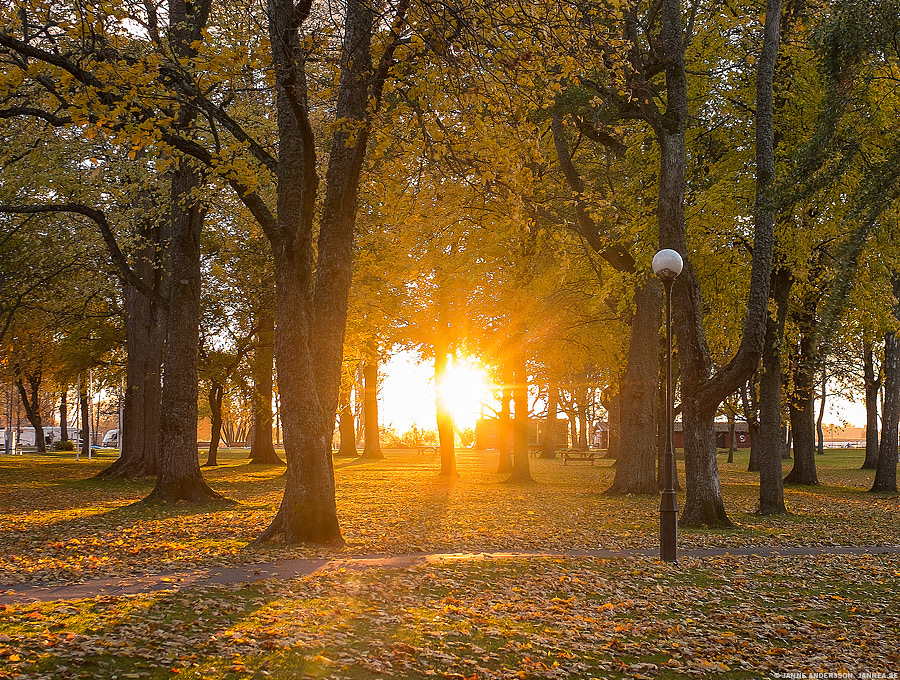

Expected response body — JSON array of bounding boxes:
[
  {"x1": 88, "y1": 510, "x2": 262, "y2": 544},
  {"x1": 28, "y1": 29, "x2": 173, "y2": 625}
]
[
  {"x1": 562, "y1": 449, "x2": 596, "y2": 465},
  {"x1": 417, "y1": 445, "x2": 439, "y2": 455}
]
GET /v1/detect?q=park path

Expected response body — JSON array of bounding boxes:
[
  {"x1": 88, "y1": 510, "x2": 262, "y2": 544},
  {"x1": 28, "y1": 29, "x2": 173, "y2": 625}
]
[{"x1": 2, "y1": 545, "x2": 899, "y2": 605}]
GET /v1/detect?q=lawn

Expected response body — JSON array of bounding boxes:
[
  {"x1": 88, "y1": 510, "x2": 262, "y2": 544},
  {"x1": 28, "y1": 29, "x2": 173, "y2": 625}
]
[{"x1": 0, "y1": 448, "x2": 898, "y2": 679}]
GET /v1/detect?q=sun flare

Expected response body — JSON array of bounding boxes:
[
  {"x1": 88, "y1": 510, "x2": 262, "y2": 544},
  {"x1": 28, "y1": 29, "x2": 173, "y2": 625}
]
[{"x1": 437, "y1": 360, "x2": 493, "y2": 426}]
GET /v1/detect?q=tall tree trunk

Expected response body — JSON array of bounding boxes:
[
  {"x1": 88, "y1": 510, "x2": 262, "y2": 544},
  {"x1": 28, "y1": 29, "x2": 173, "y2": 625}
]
[
  {"x1": 862, "y1": 339, "x2": 880, "y2": 469},
  {"x1": 249, "y1": 307, "x2": 282, "y2": 464},
  {"x1": 59, "y1": 388, "x2": 68, "y2": 442},
  {"x1": 14, "y1": 365, "x2": 45, "y2": 453},
  {"x1": 508, "y1": 347, "x2": 532, "y2": 482},
  {"x1": 785, "y1": 321, "x2": 820, "y2": 485},
  {"x1": 758, "y1": 268, "x2": 791, "y2": 514},
  {"x1": 142, "y1": 0, "x2": 221, "y2": 504},
  {"x1": 144, "y1": 159, "x2": 223, "y2": 503},
  {"x1": 657, "y1": 0, "x2": 781, "y2": 527},
  {"x1": 608, "y1": 280, "x2": 662, "y2": 495},
  {"x1": 98, "y1": 255, "x2": 164, "y2": 478},
  {"x1": 577, "y1": 389, "x2": 589, "y2": 450},
  {"x1": 540, "y1": 378, "x2": 558, "y2": 459},
  {"x1": 361, "y1": 357, "x2": 384, "y2": 459},
  {"x1": 872, "y1": 328, "x2": 900, "y2": 493},
  {"x1": 204, "y1": 382, "x2": 224, "y2": 466},
  {"x1": 816, "y1": 369, "x2": 826, "y2": 455},
  {"x1": 336, "y1": 371, "x2": 357, "y2": 457},
  {"x1": 435, "y1": 297, "x2": 456, "y2": 476}
]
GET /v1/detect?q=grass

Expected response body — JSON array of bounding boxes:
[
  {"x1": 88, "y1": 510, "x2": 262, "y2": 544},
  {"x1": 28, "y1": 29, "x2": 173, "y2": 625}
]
[
  {"x1": 0, "y1": 447, "x2": 898, "y2": 679},
  {"x1": 0, "y1": 447, "x2": 897, "y2": 585}
]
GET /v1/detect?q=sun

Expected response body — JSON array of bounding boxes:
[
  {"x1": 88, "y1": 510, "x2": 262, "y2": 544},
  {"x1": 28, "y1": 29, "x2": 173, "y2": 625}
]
[{"x1": 437, "y1": 360, "x2": 492, "y2": 427}]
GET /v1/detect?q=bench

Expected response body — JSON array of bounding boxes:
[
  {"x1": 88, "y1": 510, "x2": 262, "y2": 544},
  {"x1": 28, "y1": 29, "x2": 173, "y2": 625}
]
[
  {"x1": 562, "y1": 449, "x2": 596, "y2": 465},
  {"x1": 417, "y1": 445, "x2": 439, "y2": 455}
]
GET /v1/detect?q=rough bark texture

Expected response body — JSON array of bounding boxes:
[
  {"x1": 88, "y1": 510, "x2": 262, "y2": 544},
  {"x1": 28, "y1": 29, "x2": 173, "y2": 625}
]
[
  {"x1": 59, "y1": 389, "x2": 68, "y2": 442},
  {"x1": 360, "y1": 358, "x2": 384, "y2": 459},
  {"x1": 98, "y1": 229, "x2": 164, "y2": 479},
  {"x1": 862, "y1": 340, "x2": 880, "y2": 469},
  {"x1": 655, "y1": 0, "x2": 780, "y2": 527},
  {"x1": 757, "y1": 269, "x2": 791, "y2": 514},
  {"x1": 249, "y1": 307, "x2": 283, "y2": 464},
  {"x1": 872, "y1": 328, "x2": 900, "y2": 493},
  {"x1": 145, "y1": 160, "x2": 223, "y2": 503},
  {"x1": 14, "y1": 366, "x2": 45, "y2": 453},
  {"x1": 508, "y1": 348, "x2": 532, "y2": 483},
  {"x1": 785, "y1": 317, "x2": 820, "y2": 485},
  {"x1": 607, "y1": 279, "x2": 662, "y2": 495},
  {"x1": 79, "y1": 389, "x2": 90, "y2": 458}
]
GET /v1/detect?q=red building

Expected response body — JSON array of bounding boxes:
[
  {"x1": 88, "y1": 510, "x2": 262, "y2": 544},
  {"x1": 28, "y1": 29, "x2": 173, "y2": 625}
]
[{"x1": 674, "y1": 421, "x2": 751, "y2": 449}]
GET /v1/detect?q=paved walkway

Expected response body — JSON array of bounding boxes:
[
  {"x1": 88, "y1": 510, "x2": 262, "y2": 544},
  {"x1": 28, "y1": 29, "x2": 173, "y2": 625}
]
[{"x1": 2, "y1": 545, "x2": 899, "y2": 605}]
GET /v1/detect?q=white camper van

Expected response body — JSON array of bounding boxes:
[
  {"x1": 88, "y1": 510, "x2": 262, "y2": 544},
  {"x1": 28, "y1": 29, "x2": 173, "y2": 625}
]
[
  {"x1": 102, "y1": 429, "x2": 119, "y2": 447},
  {"x1": 17, "y1": 427, "x2": 80, "y2": 447}
]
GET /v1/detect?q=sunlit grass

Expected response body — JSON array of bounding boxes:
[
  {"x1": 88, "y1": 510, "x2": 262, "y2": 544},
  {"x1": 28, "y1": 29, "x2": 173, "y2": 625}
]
[{"x1": 0, "y1": 447, "x2": 897, "y2": 585}]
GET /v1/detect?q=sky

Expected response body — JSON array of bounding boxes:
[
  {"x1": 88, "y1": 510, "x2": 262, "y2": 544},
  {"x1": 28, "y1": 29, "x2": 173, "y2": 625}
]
[{"x1": 377, "y1": 351, "x2": 869, "y2": 435}]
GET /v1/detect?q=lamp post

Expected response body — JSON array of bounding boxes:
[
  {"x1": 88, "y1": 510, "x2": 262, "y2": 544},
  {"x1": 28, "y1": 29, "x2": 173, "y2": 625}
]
[{"x1": 652, "y1": 248, "x2": 684, "y2": 563}]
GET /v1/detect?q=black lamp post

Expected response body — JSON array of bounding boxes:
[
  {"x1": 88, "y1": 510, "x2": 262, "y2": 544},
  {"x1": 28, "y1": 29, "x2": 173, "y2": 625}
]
[{"x1": 652, "y1": 248, "x2": 684, "y2": 563}]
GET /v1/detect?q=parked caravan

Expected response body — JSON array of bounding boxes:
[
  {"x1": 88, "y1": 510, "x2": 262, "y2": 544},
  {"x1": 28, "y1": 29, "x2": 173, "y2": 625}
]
[
  {"x1": 17, "y1": 427, "x2": 81, "y2": 447},
  {"x1": 102, "y1": 429, "x2": 119, "y2": 447}
]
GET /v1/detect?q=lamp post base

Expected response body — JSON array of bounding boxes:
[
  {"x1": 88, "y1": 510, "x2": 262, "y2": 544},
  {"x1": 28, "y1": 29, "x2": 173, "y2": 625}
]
[{"x1": 660, "y1": 490, "x2": 678, "y2": 563}]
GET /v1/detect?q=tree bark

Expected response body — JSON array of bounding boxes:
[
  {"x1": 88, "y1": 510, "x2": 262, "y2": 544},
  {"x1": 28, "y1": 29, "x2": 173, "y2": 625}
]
[
  {"x1": 757, "y1": 268, "x2": 791, "y2": 514},
  {"x1": 14, "y1": 365, "x2": 45, "y2": 453},
  {"x1": 872, "y1": 327, "x2": 900, "y2": 493},
  {"x1": 785, "y1": 319, "x2": 820, "y2": 485},
  {"x1": 727, "y1": 413, "x2": 736, "y2": 464},
  {"x1": 336, "y1": 371, "x2": 357, "y2": 457},
  {"x1": 59, "y1": 388, "x2": 68, "y2": 442},
  {"x1": 507, "y1": 347, "x2": 532, "y2": 482},
  {"x1": 435, "y1": 297, "x2": 456, "y2": 476},
  {"x1": 79, "y1": 385, "x2": 90, "y2": 459},
  {"x1": 607, "y1": 279, "x2": 662, "y2": 495},
  {"x1": 862, "y1": 339, "x2": 880, "y2": 469},
  {"x1": 249, "y1": 307, "x2": 283, "y2": 464},
  {"x1": 603, "y1": 390, "x2": 620, "y2": 459},
  {"x1": 361, "y1": 356, "x2": 384, "y2": 459},
  {"x1": 816, "y1": 369, "x2": 826, "y2": 455}
]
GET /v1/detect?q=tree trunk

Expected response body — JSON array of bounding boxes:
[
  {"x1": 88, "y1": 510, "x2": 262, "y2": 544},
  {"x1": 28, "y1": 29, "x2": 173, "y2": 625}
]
[
  {"x1": 757, "y1": 268, "x2": 791, "y2": 514},
  {"x1": 59, "y1": 388, "x2": 68, "y2": 442},
  {"x1": 435, "y1": 296, "x2": 456, "y2": 475},
  {"x1": 785, "y1": 321, "x2": 820, "y2": 485},
  {"x1": 336, "y1": 372, "x2": 357, "y2": 457},
  {"x1": 816, "y1": 369, "x2": 826, "y2": 455},
  {"x1": 144, "y1": 160, "x2": 223, "y2": 503},
  {"x1": 862, "y1": 339, "x2": 880, "y2": 469},
  {"x1": 607, "y1": 279, "x2": 662, "y2": 495},
  {"x1": 496, "y1": 365, "x2": 513, "y2": 474},
  {"x1": 249, "y1": 307, "x2": 282, "y2": 464},
  {"x1": 540, "y1": 378, "x2": 558, "y2": 459},
  {"x1": 98, "y1": 255, "x2": 164, "y2": 479},
  {"x1": 577, "y1": 389, "x2": 589, "y2": 450},
  {"x1": 507, "y1": 347, "x2": 532, "y2": 482},
  {"x1": 14, "y1": 366, "x2": 45, "y2": 454},
  {"x1": 204, "y1": 382, "x2": 224, "y2": 467},
  {"x1": 361, "y1": 357, "x2": 384, "y2": 459},
  {"x1": 872, "y1": 328, "x2": 900, "y2": 493}
]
